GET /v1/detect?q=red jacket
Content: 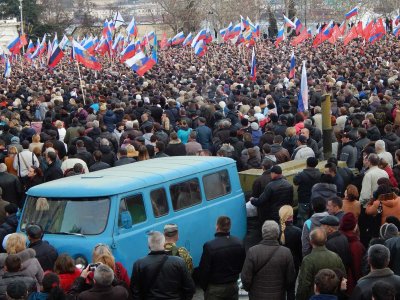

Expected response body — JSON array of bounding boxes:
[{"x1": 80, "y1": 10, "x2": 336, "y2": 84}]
[
  {"x1": 58, "y1": 268, "x2": 81, "y2": 292},
  {"x1": 341, "y1": 231, "x2": 365, "y2": 295}
]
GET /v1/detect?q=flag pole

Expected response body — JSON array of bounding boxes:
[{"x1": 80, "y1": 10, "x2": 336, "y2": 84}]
[{"x1": 75, "y1": 61, "x2": 86, "y2": 105}]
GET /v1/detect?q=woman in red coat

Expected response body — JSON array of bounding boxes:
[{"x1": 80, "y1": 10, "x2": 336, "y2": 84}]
[
  {"x1": 54, "y1": 254, "x2": 82, "y2": 292},
  {"x1": 339, "y1": 212, "x2": 366, "y2": 295}
]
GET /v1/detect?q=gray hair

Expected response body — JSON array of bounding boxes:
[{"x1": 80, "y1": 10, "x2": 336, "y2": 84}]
[
  {"x1": 125, "y1": 121, "x2": 133, "y2": 129},
  {"x1": 304, "y1": 119, "x2": 313, "y2": 127},
  {"x1": 93, "y1": 264, "x2": 114, "y2": 286},
  {"x1": 0, "y1": 163, "x2": 7, "y2": 173},
  {"x1": 375, "y1": 140, "x2": 386, "y2": 151},
  {"x1": 148, "y1": 231, "x2": 165, "y2": 251},
  {"x1": 100, "y1": 138, "x2": 109, "y2": 146},
  {"x1": 261, "y1": 220, "x2": 280, "y2": 240}
]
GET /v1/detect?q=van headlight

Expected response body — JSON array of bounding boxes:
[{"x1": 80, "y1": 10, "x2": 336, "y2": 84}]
[{"x1": 75, "y1": 256, "x2": 88, "y2": 270}]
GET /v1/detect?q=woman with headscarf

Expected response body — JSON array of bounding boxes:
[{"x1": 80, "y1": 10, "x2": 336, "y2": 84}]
[{"x1": 279, "y1": 205, "x2": 302, "y2": 274}]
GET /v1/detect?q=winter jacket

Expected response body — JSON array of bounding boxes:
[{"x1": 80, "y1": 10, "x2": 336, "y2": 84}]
[
  {"x1": 78, "y1": 284, "x2": 129, "y2": 300},
  {"x1": 252, "y1": 171, "x2": 272, "y2": 198},
  {"x1": 360, "y1": 166, "x2": 389, "y2": 206},
  {"x1": 29, "y1": 240, "x2": 58, "y2": 272},
  {"x1": 103, "y1": 110, "x2": 117, "y2": 133},
  {"x1": 341, "y1": 230, "x2": 365, "y2": 294},
  {"x1": 0, "y1": 249, "x2": 44, "y2": 285},
  {"x1": 251, "y1": 177, "x2": 294, "y2": 223},
  {"x1": 385, "y1": 236, "x2": 400, "y2": 276},
  {"x1": 383, "y1": 165, "x2": 398, "y2": 188},
  {"x1": 281, "y1": 223, "x2": 302, "y2": 273},
  {"x1": 351, "y1": 268, "x2": 400, "y2": 300},
  {"x1": 292, "y1": 145, "x2": 315, "y2": 160},
  {"x1": 325, "y1": 231, "x2": 351, "y2": 269},
  {"x1": 367, "y1": 125, "x2": 381, "y2": 141},
  {"x1": 296, "y1": 246, "x2": 345, "y2": 300},
  {"x1": 0, "y1": 214, "x2": 18, "y2": 251},
  {"x1": 293, "y1": 168, "x2": 322, "y2": 204},
  {"x1": 366, "y1": 193, "x2": 400, "y2": 225},
  {"x1": 282, "y1": 136, "x2": 297, "y2": 156},
  {"x1": 270, "y1": 144, "x2": 291, "y2": 164},
  {"x1": 199, "y1": 232, "x2": 245, "y2": 290},
  {"x1": 165, "y1": 140, "x2": 187, "y2": 156},
  {"x1": 177, "y1": 127, "x2": 192, "y2": 144},
  {"x1": 114, "y1": 156, "x2": 136, "y2": 167},
  {"x1": 58, "y1": 268, "x2": 81, "y2": 292},
  {"x1": 301, "y1": 212, "x2": 329, "y2": 257},
  {"x1": 310, "y1": 183, "x2": 337, "y2": 202},
  {"x1": 0, "y1": 172, "x2": 23, "y2": 206},
  {"x1": 383, "y1": 132, "x2": 400, "y2": 155},
  {"x1": 130, "y1": 251, "x2": 195, "y2": 300},
  {"x1": 340, "y1": 141, "x2": 357, "y2": 168},
  {"x1": 251, "y1": 129, "x2": 262, "y2": 146},
  {"x1": 196, "y1": 125, "x2": 213, "y2": 150},
  {"x1": 43, "y1": 161, "x2": 63, "y2": 183},
  {"x1": 99, "y1": 145, "x2": 117, "y2": 167},
  {"x1": 89, "y1": 161, "x2": 110, "y2": 172},
  {"x1": 355, "y1": 137, "x2": 370, "y2": 158},
  {"x1": 0, "y1": 272, "x2": 37, "y2": 299},
  {"x1": 241, "y1": 240, "x2": 296, "y2": 300}
]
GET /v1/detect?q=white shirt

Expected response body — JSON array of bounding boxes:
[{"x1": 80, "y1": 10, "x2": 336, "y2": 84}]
[
  {"x1": 360, "y1": 166, "x2": 389, "y2": 206},
  {"x1": 61, "y1": 158, "x2": 89, "y2": 174},
  {"x1": 13, "y1": 149, "x2": 40, "y2": 177}
]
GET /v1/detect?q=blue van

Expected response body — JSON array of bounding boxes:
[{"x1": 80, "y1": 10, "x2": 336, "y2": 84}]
[{"x1": 19, "y1": 156, "x2": 246, "y2": 274}]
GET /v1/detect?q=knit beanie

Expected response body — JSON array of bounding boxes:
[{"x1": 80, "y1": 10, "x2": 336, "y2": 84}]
[
  {"x1": 339, "y1": 212, "x2": 357, "y2": 231},
  {"x1": 380, "y1": 223, "x2": 399, "y2": 240}
]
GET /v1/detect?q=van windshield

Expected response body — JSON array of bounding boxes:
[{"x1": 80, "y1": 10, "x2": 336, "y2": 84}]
[{"x1": 20, "y1": 196, "x2": 110, "y2": 235}]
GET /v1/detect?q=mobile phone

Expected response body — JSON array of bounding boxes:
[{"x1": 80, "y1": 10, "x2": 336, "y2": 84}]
[{"x1": 89, "y1": 263, "x2": 100, "y2": 271}]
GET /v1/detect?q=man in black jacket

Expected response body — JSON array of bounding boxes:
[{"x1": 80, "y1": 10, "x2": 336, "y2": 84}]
[
  {"x1": 0, "y1": 163, "x2": 23, "y2": 206},
  {"x1": 43, "y1": 151, "x2": 63, "y2": 183},
  {"x1": 26, "y1": 224, "x2": 58, "y2": 272},
  {"x1": 199, "y1": 216, "x2": 245, "y2": 299},
  {"x1": 320, "y1": 215, "x2": 350, "y2": 269},
  {"x1": 130, "y1": 231, "x2": 195, "y2": 299},
  {"x1": 251, "y1": 165, "x2": 294, "y2": 224},
  {"x1": 293, "y1": 157, "x2": 322, "y2": 227},
  {"x1": 351, "y1": 244, "x2": 400, "y2": 300}
]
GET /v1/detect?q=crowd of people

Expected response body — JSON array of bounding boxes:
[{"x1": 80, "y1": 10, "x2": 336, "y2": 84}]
[{"x1": 0, "y1": 32, "x2": 400, "y2": 299}]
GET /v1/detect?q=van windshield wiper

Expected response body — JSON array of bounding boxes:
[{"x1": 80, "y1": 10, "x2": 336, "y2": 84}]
[{"x1": 44, "y1": 231, "x2": 85, "y2": 237}]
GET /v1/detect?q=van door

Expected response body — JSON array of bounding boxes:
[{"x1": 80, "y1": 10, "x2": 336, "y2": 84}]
[{"x1": 112, "y1": 193, "x2": 149, "y2": 274}]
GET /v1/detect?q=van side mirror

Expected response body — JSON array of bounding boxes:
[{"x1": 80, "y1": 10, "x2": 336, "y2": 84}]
[{"x1": 120, "y1": 211, "x2": 133, "y2": 229}]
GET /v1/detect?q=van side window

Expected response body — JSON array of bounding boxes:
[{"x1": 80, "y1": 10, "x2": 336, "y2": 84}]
[
  {"x1": 203, "y1": 170, "x2": 231, "y2": 200},
  {"x1": 119, "y1": 195, "x2": 146, "y2": 227},
  {"x1": 170, "y1": 179, "x2": 201, "y2": 211},
  {"x1": 150, "y1": 188, "x2": 169, "y2": 217}
]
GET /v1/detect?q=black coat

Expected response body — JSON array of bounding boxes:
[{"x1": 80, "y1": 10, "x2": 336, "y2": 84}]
[
  {"x1": 89, "y1": 161, "x2": 110, "y2": 172},
  {"x1": 252, "y1": 177, "x2": 294, "y2": 223},
  {"x1": 114, "y1": 156, "x2": 136, "y2": 167},
  {"x1": 0, "y1": 214, "x2": 18, "y2": 252},
  {"x1": 43, "y1": 162, "x2": 63, "y2": 182},
  {"x1": 130, "y1": 251, "x2": 195, "y2": 300},
  {"x1": 199, "y1": 232, "x2": 245, "y2": 290},
  {"x1": 326, "y1": 231, "x2": 351, "y2": 268},
  {"x1": 165, "y1": 142, "x2": 187, "y2": 156},
  {"x1": 0, "y1": 172, "x2": 23, "y2": 206},
  {"x1": 282, "y1": 223, "x2": 302, "y2": 273},
  {"x1": 252, "y1": 171, "x2": 272, "y2": 198},
  {"x1": 293, "y1": 168, "x2": 322, "y2": 204},
  {"x1": 99, "y1": 145, "x2": 117, "y2": 167},
  {"x1": 351, "y1": 268, "x2": 400, "y2": 300},
  {"x1": 29, "y1": 240, "x2": 58, "y2": 272}
]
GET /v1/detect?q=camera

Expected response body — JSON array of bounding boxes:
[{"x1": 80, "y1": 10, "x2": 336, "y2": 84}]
[{"x1": 89, "y1": 263, "x2": 100, "y2": 271}]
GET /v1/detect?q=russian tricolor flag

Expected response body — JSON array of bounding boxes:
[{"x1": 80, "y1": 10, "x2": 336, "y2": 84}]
[
  {"x1": 194, "y1": 40, "x2": 206, "y2": 57},
  {"x1": 345, "y1": 7, "x2": 358, "y2": 20},
  {"x1": 7, "y1": 36, "x2": 22, "y2": 55},
  {"x1": 127, "y1": 16, "x2": 138, "y2": 37},
  {"x1": 283, "y1": 14, "x2": 296, "y2": 29},
  {"x1": 294, "y1": 17, "x2": 303, "y2": 34},
  {"x1": 182, "y1": 33, "x2": 193, "y2": 47},
  {"x1": 48, "y1": 44, "x2": 64, "y2": 68},
  {"x1": 394, "y1": 24, "x2": 400, "y2": 37},
  {"x1": 120, "y1": 40, "x2": 137, "y2": 62},
  {"x1": 4, "y1": 56, "x2": 11, "y2": 78},
  {"x1": 73, "y1": 40, "x2": 102, "y2": 71},
  {"x1": 26, "y1": 39, "x2": 35, "y2": 54},
  {"x1": 250, "y1": 47, "x2": 256, "y2": 82},
  {"x1": 172, "y1": 32, "x2": 185, "y2": 46},
  {"x1": 289, "y1": 51, "x2": 295, "y2": 79},
  {"x1": 125, "y1": 51, "x2": 156, "y2": 76},
  {"x1": 275, "y1": 25, "x2": 285, "y2": 47},
  {"x1": 191, "y1": 29, "x2": 207, "y2": 47}
]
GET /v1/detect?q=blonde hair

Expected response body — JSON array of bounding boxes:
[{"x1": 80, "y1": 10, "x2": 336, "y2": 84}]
[
  {"x1": 6, "y1": 233, "x2": 27, "y2": 254},
  {"x1": 279, "y1": 205, "x2": 294, "y2": 245},
  {"x1": 92, "y1": 244, "x2": 113, "y2": 264},
  {"x1": 32, "y1": 134, "x2": 41, "y2": 143},
  {"x1": 8, "y1": 146, "x2": 18, "y2": 155},
  {"x1": 285, "y1": 127, "x2": 296, "y2": 137},
  {"x1": 94, "y1": 254, "x2": 115, "y2": 270}
]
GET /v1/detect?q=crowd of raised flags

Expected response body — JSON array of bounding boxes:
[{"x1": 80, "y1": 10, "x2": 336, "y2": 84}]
[{"x1": 2, "y1": 7, "x2": 400, "y2": 83}]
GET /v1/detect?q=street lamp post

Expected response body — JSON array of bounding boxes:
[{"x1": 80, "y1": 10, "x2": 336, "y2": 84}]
[{"x1": 19, "y1": 0, "x2": 24, "y2": 54}]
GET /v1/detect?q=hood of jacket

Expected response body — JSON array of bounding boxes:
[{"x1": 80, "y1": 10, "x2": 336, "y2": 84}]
[
  {"x1": 313, "y1": 183, "x2": 337, "y2": 198},
  {"x1": 0, "y1": 248, "x2": 36, "y2": 267},
  {"x1": 384, "y1": 132, "x2": 398, "y2": 142},
  {"x1": 270, "y1": 143, "x2": 283, "y2": 154},
  {"x1": 302, "y1": 168, "x2": 322, "y2": 180},
  {"x1": 310, "y1": 212, "x2": 330, "y2": 227}
]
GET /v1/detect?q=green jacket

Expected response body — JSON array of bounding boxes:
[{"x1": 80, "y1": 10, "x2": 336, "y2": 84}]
[
  {"x1": 296, "y1": 246, "x2": 345, "y2": 300},
  {"x1": 165, "y1": 242, "x2": 194, "y2": 274}
]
